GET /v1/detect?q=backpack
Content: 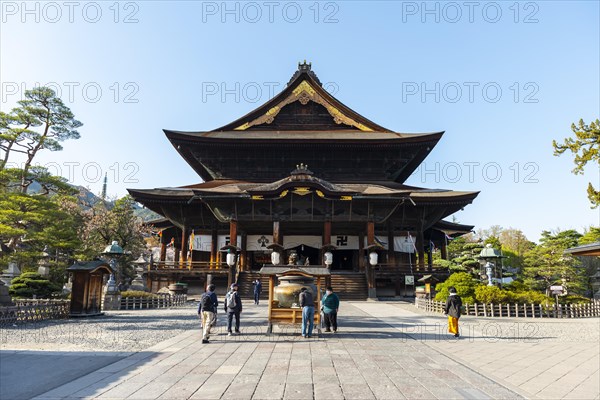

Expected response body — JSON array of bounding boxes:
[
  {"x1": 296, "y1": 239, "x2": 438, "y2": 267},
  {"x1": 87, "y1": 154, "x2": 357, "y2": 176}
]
[
  {"x1": 226, "y1": 291, "x2": 237, "y2": 308},
  {"x1": 200, "y1": 293, "x2": 214, "y2": 311}
]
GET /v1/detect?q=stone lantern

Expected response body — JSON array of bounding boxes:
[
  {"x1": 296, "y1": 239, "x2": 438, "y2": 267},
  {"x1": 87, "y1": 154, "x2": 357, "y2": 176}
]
[{"x1": 478, "y1": 244, "x2": 506, "y2": 287}]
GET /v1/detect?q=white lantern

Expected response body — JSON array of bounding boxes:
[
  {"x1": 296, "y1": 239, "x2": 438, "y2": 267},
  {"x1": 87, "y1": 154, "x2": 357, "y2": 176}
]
[
  {"x1": 271, "y1": 251, "x2": 280, "y2": 266},
  {"x1": 369, "y1": 251, "x2": 378, "y2": 266},
  {"x1": 226, "y1": 251, "x2": 236, "y2": 267},
  {"x1": 324, "y1": 251, "x2": 333, "y2": 266}
]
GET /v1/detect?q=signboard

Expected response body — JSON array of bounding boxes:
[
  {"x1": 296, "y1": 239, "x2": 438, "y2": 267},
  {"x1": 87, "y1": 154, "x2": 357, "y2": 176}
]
[
  {"x1": 550, "y1": 285, "x2": 563, "y2": 291},
  {"x1": 405, "y1": 275, "x2": 415, "y2": 285}
]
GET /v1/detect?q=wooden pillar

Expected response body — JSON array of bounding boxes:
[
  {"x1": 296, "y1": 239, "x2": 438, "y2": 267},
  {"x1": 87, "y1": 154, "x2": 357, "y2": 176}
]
[
  {"x1": 387, "y1": 222, "x2": 395, "y2": 267},
  {"x1": 427, "y1": 246, "x2": 433, "y2": 272},
  {"x1": 273, "y1": 220, "x2": 281, "y2": 245},
  {"x1": 229, "y1": 219, "x2": 237, "y2": 246},
  {"x1": 160, "y1": 243, "x2": 166, "y2": 262},
  {"x1": 358, "y1": 232, "x2": 365, "y2": 272},
  {"x1": 240, "y1": 232, "x2": 247, "y2": 271},
  {"x1": 323, "y1": 221, "x2": 331, "y2": 245},
  {"x1": 180, "y1": 226, "x2": 187, "y2": 266},
  {"x1": 210, "y1": 228, "x2": 217, "y2": 268},
  {"x1": 367, "y1": 220, "x2": 375, "y2": 245},
  {"x1": 441, "y1": 238, "x2": 448, "y2": 260},
  {"x1": 417, "y1": 229, "x2": 425, "y2": 271}
]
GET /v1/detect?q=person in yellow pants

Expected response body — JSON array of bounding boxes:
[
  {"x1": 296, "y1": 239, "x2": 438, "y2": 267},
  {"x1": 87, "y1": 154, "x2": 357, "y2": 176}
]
[{"x1": 444, "y1": 286, "x2": 462, "y2": 338}]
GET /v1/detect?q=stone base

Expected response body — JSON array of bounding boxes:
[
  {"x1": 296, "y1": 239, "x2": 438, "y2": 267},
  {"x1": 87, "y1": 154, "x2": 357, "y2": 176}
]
[
  {"x1": 367, "y1": 288, "x2": 377, "y2": 299},
  {"x1": 103, "y1": 293, "x2": 121, "y2": 311}
]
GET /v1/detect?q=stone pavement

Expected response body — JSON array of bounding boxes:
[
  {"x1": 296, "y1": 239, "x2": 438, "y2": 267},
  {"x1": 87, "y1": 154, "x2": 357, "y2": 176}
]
[{"x1": 0, "y1": 300, "x2": 596, "y2": 399}]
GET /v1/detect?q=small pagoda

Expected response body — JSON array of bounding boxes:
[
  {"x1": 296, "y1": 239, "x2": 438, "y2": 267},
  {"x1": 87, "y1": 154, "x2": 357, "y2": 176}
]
[{"x1": 129, "y1": 62, "x2": 478, "y2": 298}]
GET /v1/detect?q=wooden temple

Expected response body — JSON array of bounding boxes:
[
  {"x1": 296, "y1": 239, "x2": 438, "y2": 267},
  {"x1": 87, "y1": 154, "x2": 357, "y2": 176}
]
[{"x1": 128, "y1": 62, "x2": 479, "y2": 298}]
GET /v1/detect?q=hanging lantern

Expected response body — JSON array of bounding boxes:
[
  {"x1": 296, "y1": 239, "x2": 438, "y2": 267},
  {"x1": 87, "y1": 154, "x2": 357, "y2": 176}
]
[
  {"x1": 369, "y1": 251, "x2": 378, "y2": 266},
  {"x1": 226, "y1": 251, "x2": 236, "y2": 267},
  {"x1": 324, "y1": 251, "x2": 333, "y2": 266},
  {"x1": 271, "y1": 251, "x2": 281, "y2": 266}
]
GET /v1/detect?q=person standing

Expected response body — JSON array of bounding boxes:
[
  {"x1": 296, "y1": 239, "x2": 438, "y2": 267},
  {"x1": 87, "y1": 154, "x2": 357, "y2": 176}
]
[
  {"x1": 299, "y1": 287, "x2": 315, "y2": 338},
  {"x1": 444, "y1": 286, "x2": 462, "y2": 338},
  {"x1": 224, "y1": 283, "x2": 242, "y2": 336},
  {"x1": 198, "y1": 284, "x2": 218, "y2": 344},
  {"x1": 321, "y1": 286, "x2": 340, "y2": 333},
  {"x1": 253, "y1": 279, "x2": 262, "y2": 305}
]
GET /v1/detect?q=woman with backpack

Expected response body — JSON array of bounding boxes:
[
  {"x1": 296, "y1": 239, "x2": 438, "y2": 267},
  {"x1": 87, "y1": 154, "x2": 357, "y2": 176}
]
[{"x1": 224, "y1": 283, "x2": 242, "y2": 336}]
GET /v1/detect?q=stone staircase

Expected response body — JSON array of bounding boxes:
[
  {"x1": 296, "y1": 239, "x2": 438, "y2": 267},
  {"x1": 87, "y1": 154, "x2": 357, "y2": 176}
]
[
  {"x1": 237, "y1": 271, "x2": 268, "y2": 300},
  {"x1": 237, "y1": 271, "x2": 368, "y2": 301},
  {"x1": 330, "y1": 272, "x2": 368, "y2": 301}
]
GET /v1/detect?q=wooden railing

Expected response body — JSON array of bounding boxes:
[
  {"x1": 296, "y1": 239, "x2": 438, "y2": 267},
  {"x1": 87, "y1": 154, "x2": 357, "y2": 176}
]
[
  {"x1": 415, "y1": 298, "x2": 600, "y2": 318},
  {"x1": 120, "y1": 294, "x2": 187, "y2": 310},
  {"x1": 149, "y1": 261, "x2": 229, "y2": 271},
  {"x1": 0, "y1": 299, "x2": 70, "y2": 325}
]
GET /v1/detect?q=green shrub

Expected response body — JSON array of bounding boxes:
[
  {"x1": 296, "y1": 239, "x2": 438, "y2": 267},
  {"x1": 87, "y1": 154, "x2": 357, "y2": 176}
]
[
  {"x1": 434, "y1": 272, "x2": 478, "y2": 304},
  {"x1": 8, "y1": 272, "x2": 61, "y2": 299},
  {"x1": 508, "y1": 290, "x2": 551, "y2": 304},
  {"x1": 560, "y1": 294, "x2": 591, "y2": 304},
  {"x1": 475, "y1": 285, "x2": 510, "y2": 303},
  {"x1": 120, "y1": 290, "x2": 156, "y2": 299}
]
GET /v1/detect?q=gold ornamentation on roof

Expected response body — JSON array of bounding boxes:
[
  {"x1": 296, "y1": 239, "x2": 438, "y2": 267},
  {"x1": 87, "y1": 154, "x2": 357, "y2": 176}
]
[
  {"x1": 251, "y1": 195, "x2": 264, "y2": 200},
  {"x1": 340, "y1": 195, "x2": 352, "y2": 201},
  {"x1": 279, "y1": 190, "x2": 289, "y2": 198},
  {"x1": 292, "y1": 187, "x2": 311, "y2": 196},
  {"x1": 316, "y1": 190, "x2": 325, "y2": 198},
  {"x1": 233, "y1": 79, "x2": 375, "y2": 132}
]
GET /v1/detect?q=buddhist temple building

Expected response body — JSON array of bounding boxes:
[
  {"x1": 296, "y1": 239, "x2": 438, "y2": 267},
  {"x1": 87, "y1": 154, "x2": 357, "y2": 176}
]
[{"x1": 128, "y1": 62, "x2": 479, "y2": 298}]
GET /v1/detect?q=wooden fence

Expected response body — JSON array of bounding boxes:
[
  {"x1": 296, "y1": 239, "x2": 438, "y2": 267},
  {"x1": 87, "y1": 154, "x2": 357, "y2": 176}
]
[
  {"x1": 120, "y1": 294, "x2": 187, "y2": 310},
  {"x1": 0, "y1": 299, "x2": 70, "y2": 326},
  {"x1": 415, "y1": 298, "x2": 600, "y2": 318}
]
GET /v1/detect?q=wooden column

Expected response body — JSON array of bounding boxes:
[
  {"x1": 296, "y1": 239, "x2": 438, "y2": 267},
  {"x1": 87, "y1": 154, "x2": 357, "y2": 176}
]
[
  {"x1": 367, "y1": 220, "x2": 375, "y2": 245},
  {"x1": 323, "y1": 221, "x2": 331, "y2": 245},
  {"x1": 273, "y1": 220, "x2": 281, "y2": 245},
  {"x1": 441, "y1": 238, "x2": 448, "y2": 260},
  {"x1": 387, "y1": 222, "x2": 395, "y2": 267},
  {"x1": 417, "y1": 229, "x2": 425, "y2": 271},
  {"x1": 180, "y1": 226, "x2": 187, "y2": 266},
  {"x1": 240, "y1": 232, "x2": 247, "y2": 271},
  {"x1": 427, "y1": 245, "x2": 433, "y2": 272},
  {"x1": 358, "y1": 232, "x2": 365, "y2": 272},
  {"x1": 160, "y1": 243, "x2": 167, "y2": 262},
  {"x1": 228, "y1": 219, "x2": 237, "y2": 286},
  {"x1": 210, "y1": 228, "x2": 218, "y2": 268}
]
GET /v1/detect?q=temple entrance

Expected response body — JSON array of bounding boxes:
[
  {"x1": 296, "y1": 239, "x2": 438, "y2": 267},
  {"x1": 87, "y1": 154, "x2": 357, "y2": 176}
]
[{"x1": 331, "y1": 250, "x2": 354, "y2": 270}]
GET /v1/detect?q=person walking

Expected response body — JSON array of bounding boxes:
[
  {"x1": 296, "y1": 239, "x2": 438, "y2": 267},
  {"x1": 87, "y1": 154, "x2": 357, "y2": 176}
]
[
  {"x1": 444, "y1": 286, "x2": 462, "y2": 338},
  {"x1": 198, "y1": 284, "x2": 218, "y2": 344},
  {"x1": 253, "y1": 279, "x2": 262, "y2": 305},
  {"x1": 224, "y1": 283, "x2": 242, "y2": 336},
  {"x1": 299, "y1": 287, "x2": 315, "y2": 338},
  {"x1": 321, "y1": 286, "x2": 339, "y2": 333}
]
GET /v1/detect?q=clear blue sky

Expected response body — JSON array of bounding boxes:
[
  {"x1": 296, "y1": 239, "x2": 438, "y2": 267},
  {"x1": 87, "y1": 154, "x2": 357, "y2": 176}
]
[{"x1": 1, "y1": 1, "x2": 599, "y2": 242}]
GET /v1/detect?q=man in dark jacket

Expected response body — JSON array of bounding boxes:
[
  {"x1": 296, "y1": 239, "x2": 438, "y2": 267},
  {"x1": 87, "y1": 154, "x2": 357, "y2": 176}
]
[
  {"x1": 253, "y1": 279, "x2": 262, "y2": 305},
  {"x1": 299, "y1": 287, "x2": 315, "y2": 338},
  {"x1": 224, "y1": 283, "x2": 242, "y2": 336},
  {"x1": 198, "y1": 284, "x2": 218, "y2": 343},
  {"x1": 444, "y1": 286, "x2": 462, "y2": 338},
  {"x1": 321, "y1": 286, "x2": 340, "y2": 333}
]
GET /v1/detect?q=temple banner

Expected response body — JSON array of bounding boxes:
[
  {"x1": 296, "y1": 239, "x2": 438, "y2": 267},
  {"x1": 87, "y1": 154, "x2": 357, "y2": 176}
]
[
  {"x1": 191, "y1": 235, "x2": 242, "y2": 251},
  {"x1": 331, "y1": 235, "x2": 360, "y2": 250},
  {"x1": 246, "y1": 235, "x2": 274, "y2": 251},
  {"x1": 283, "y1": 236, "x2": 322, "y2": 249}
]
